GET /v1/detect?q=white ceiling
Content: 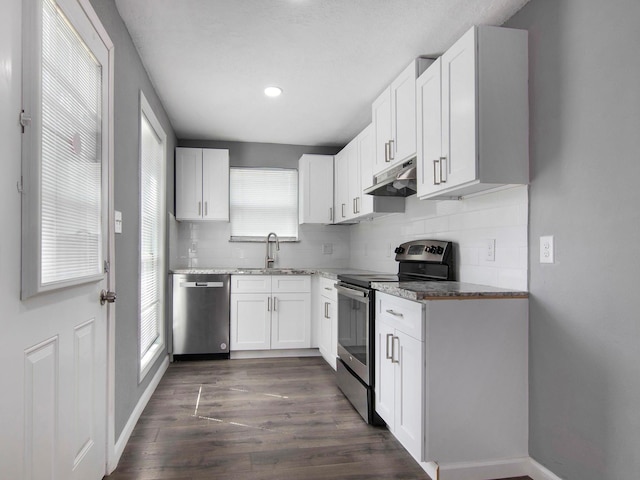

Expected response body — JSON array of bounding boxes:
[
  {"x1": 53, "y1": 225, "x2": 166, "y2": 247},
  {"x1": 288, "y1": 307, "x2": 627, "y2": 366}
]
[{"x1": 115, "y1": 0, "x2": 530, "y2": 147}]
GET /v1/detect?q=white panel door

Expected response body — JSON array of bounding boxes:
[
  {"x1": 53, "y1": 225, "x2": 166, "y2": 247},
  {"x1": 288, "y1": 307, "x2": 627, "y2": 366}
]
[
  {"x1": 357, "y1": 124, "x2": 374, "y2": 216},
  {"x1": 175, "y1": 147, "x2": 203, "y2": 220},
  {"x1": 230, "y1": 293, "x2": 272, "y2": 350},
  {"x1": 375, "y1": 320, "x2": 395, "y2": 426},
  {"x1": 334, "y1": 148, "x2": 350, "y2": 222},
  {"x1": 346, "y1": 139, "x2": 360, "y2": 219},
  {"x1": 442, "y1": 27, "x2": 478, "y2": 188},
  {"x1": 271, "y1": 293, "x2": 311, "y2": 349},
  {"x1": 372, "y1": 87, "x2": 392, "y2": 175},
  {"x1": 391, "y1": 62, "x2": 417, "y2": 164},
  {"x1": 202, "y1": 148, "x2": 229, "y2": 221}
]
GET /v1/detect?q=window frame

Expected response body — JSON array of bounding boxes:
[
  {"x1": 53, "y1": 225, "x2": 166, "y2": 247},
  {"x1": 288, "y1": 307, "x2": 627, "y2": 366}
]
[
  {"x1": 21, "y1": 0, "x2": 110, "y2": 299},
  {"x1": 137, "y1": 91, "x2": 167, "y2": 382},
  {"x1": 229, "y1": 167, "x2": 299, "y2": 242}
]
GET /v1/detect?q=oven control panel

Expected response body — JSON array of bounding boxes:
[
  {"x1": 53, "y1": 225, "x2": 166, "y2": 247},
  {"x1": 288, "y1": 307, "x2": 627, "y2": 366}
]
[{"x1": 394, "y1": 240, "x2": 452, "y2": 263}]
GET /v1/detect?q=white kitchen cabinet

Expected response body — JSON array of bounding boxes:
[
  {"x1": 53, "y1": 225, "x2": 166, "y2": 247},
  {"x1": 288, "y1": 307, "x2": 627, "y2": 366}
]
[
  {"x1": 375, "y1": 292, "x2": 424, "y2": 460},
  {"x1": 416, "y1": 25, "x2": 529, "y2": 200},
  {"x1": 298, "y1": 154, "x2": 334, "y2": 224},
  {"x1": 374, "y1": 290, "x2": 528, "y2": 477},
  {"x1": 175, "y1": 147, "x2": 229, "y2": 221},
  {"x1": 373, "y1": 59, "x2": 433, "y2": 176},
  {"x1": 333, "y1": 139, "x2": 357, "y2": 223},
  {"x1": 230, "y1": 275, "x2": 311, "y2": 351},
  {"x1": 317, "y1": 276, "x2": 338, "y2": 369}
]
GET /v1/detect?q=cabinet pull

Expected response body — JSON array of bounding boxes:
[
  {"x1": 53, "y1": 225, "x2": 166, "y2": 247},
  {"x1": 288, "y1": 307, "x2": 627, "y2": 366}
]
[
  {"x1": 273, "y1": 296, "x2": 278, "y2": 311},
  {"x1": 384, "y1": 142, "x2": 390, "y2": 163},
  {"x1": 329, "y1": 207, "x2": 333, "y2": 222},
  {"x1": 204, "y1": 201, "x2": 208, "y2": 216},
  {"x1": 389, "y1": 139, "x2": 395, "y2": 160},
  {"x1": 440, "y1": 156, "x2": 447, "y2": 183},
  {"x1": 386, "y1": 333, "x2": 393, "y2": 360},
  {"x1": 352, "y1": 198, "x2": 356, "y2": 214},
  {"x1": 433, "y1": 159, "x2": 440, "y2": 185},
  {"x1": 392, "y1": 336, "x2": 400, "y2": 364},
  {"x1": 341, "y1": 203, "x2": 345, "y2": 218},
  {"x1": 198, "y1": 201, "x2": 202, "y2": 216},
  {"x1": 386, "y1": 309, "x2": 404, "y2": 318},
  {"x1": 324, "y1": 302, "x2": 329, "y2": 319},
  {"x1": 324, "y1": 287, "x2": 333, "y2": 291},
  {"x1": 267, "y1": 297, "x2": 271, "y2": 312},
  {"x1": 356, "y1": 197, "x2": 360, "y2": 214}
]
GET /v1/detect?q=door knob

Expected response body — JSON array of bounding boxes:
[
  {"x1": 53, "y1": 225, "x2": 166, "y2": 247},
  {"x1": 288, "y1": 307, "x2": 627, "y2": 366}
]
[{"x1": 100, "y1": 290, "x2": 117, "y2": 305}]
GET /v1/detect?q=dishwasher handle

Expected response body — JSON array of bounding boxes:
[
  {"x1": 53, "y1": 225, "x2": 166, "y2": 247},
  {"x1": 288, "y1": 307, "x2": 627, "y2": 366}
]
[{"x1": 180, "y1": 281, "x2": 225, "y2": 288}]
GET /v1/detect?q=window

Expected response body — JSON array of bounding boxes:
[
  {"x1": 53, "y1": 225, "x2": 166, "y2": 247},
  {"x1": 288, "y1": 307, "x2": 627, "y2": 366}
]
[
  {"x1": 230, "y1": 168, "x2": 298, "y2": 241},
  {"x1": 21, "y1": 0, "x2": 109, "y2": 298},
  {"x1": 139, "y1": 92, "x2": 166, "y2": 380}
]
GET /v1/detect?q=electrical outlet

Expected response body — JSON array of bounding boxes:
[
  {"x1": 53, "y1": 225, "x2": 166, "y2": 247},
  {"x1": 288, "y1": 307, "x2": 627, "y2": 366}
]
[
  {"x1": 114, "y1": 210, "x2": 122, "y2": 234},
  {"x1": 322, "y1": 243, "x2": 333, "y2": 255},
  {"x1": 485, "y1": 238, "x2": 496, "y2": 262},
  {"x1": 540, "y1": 235, "x2": 554, "y2": 263}
]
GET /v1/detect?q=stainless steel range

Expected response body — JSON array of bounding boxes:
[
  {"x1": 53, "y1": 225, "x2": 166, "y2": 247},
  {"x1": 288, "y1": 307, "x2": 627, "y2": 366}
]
[{"x1": 335, "y1": 240, "x2": 454, "y2": 424}]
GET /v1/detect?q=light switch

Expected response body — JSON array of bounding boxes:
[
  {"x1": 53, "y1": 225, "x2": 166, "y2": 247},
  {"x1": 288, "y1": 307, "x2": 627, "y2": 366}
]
[{"x1": 115, "y1": 210, "x2": 122, "y2": 234}]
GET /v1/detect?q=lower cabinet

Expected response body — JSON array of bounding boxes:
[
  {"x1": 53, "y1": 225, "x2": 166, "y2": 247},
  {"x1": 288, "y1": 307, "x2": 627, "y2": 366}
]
[
  {"x1": 317, "y1": 276, "x2": 338, "y2": 369},
  {"x1": 375, "y1": 291, "x2": 529, "y2": 476},
  {"x1": 230, "y1": 275, "x2": 311, "y2": 351}
]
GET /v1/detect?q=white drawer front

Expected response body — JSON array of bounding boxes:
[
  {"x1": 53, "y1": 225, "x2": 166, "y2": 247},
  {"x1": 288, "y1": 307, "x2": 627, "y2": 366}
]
[
  {"x1": 319, "y1": 276, "x2": 337, "y2": 301},
  {"x1": 231, "y1": 275, "x2": 272, "y2": 293},
  {"x1": 272, "y1": 275, "x2": 311, "y2": 293},
  {"x1": 377, "y1": 291, "x2": 424, "y2": 341}
]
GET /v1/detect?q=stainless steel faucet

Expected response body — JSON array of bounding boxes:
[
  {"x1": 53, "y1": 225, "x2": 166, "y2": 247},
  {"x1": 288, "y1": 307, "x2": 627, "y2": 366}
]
[{"x1": 265, "y1": 232, "x2": 280, "y2": 268}]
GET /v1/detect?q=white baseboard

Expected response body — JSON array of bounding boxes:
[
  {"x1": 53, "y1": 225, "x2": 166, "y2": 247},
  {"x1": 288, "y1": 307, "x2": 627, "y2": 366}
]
[
  {"x1": 230, "y1": 348, "x2": 321, "y2": 359},
  {"x1": 528, "y1": 457, "x2": 564, "y2": 480},
  {"x1": 110, "y1": 355, "x2": 169, "y2": 471},
  {"x1": 435, "y1": 457, "x2": 530, "y2": 480},
  {"x1": 418, "y1": 456, "x2": 563, "y2": 480}
]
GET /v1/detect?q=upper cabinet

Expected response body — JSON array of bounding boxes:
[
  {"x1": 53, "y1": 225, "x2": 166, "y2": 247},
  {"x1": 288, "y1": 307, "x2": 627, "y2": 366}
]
[
  {"x1": 175, "y1": 147, "x2": 229, "y2": 221},
  {"x1": 372, "y1": 59, "x2": 433, "y2": 177},
  {"x1": 416, "y1": 26, "x2": 529, "y2": 200},
  {"x1": 298, "y1": 154, "x2": 334, "y2": 224}
]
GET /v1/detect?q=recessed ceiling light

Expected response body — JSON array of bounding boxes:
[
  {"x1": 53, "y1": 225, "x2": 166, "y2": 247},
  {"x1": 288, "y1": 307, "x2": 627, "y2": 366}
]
[{"x1": 264, "y1": 86, "x2": 283, "y2": 97}]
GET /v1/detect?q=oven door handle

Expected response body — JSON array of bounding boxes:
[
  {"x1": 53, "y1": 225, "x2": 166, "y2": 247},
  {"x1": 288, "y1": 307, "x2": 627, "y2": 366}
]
[{"x1": 335, "y1": 284, "x2": 368, "y2": 300}]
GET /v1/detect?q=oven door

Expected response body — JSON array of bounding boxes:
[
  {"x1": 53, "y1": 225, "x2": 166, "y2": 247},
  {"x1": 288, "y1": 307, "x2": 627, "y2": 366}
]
[{"x1": 336, "y1": 283, "x2": 371, "y2": 385}]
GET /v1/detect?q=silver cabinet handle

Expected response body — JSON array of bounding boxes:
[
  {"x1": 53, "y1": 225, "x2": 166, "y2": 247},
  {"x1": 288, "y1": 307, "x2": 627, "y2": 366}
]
[
  {"x1": 440, "y1": 156, "x2": 447, "y2": 183},
  {"x1": 324, "y1": 302, "x2": 329, "y2": 319},
  {"x1": 386, "y1": 309, "x2": 404, "y2": 318},
  {"x1": 386, "y1": 333, "x2": 393, "y2": 360},
  {"x1": 433, "y1": 159, "x2": 440, "y2": 185},
  {"x1": 267, "y1": 297, "x2": 271, "y2": 312},
  {"x1": 389, "y1": 139, "x2": 395, "y2": 160},
  {"x1": 329, "y1": 207, "x2": 333, "y2": 222},
  {"x1": 341, "y1": 203, "x2": 345, "y2": 218},
  {"x1": 391, "y1": 336, "x2": 400, "y2": 364},
  {"x1": 204, "y1": 201, "x2": 208, "y2": 216},
  {"x1": 353, "y1": 198, "x2": 356, "y2": 214},
  {"x1": 357, "y1": 197, "x2": 360, "y2": 213},
  {"x1": 324, "y1": 287, "x2": 333, "y2": 291},
  {"x1": 384, "y1": 141, "x2": 390, "y2": 163},
  {"x1": 198, "y1": 201, "x2": 202, "y2": 216},
  {"x1": 274, "y1": 296, "x2": 278, "y2": 311}
]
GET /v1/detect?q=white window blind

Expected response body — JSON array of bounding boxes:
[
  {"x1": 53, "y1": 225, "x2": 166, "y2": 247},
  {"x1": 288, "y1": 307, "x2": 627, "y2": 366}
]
[
  {"x1": 230, "y1": 168, "x2": 298, "y2": 240},
  {"x1": 40, "y1": 0, "x2": 103, "y2": 285},
  {"x1": 139, "y1": 100, "x2": 165, "y2": 369}
]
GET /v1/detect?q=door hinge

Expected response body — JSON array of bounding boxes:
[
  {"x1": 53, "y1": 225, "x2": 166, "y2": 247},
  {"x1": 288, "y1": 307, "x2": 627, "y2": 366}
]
[
  {"x1": 20, "y1": 110, "x2": 31, "y2": 133},
  {"x1": 103, "y1": 260, "x2": 110, "y2": 274}
]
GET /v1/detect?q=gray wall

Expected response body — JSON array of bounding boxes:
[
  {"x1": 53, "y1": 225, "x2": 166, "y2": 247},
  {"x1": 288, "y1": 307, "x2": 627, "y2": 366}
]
[
  {"x1": 506, "y1": 0, "x2": 640, "y2": 478},
  {"x1": 89, "y1": 0, "x2": 177, "y2": 440}
]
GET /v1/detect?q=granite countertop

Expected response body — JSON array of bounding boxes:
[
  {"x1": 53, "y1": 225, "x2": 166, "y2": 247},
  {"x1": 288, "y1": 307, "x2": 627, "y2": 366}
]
[
  {"x1": 170, "y1": 267, "x2": 376, "y2": 280},
  {"x1": 371, "y1": 280, "x2": 528, "y2": 301}
]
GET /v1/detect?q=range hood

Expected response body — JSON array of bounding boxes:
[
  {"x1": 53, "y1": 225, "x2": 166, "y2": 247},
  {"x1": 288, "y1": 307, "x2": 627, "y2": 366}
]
[{"x1": 363, "y1": 158, "x2": 417, "y2": 197}]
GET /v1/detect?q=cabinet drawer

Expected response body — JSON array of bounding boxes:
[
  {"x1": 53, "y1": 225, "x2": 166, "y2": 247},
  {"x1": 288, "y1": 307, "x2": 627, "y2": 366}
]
[
  {"x1": 377, "y1": 291, "x2": 424, "y2": 341},
  {"x1": 231, "y1": 275, "x2": 272, "y2": 293},
  {"x1": 319, "y1": 276, "x2": 338, "y2": 301},
  {"x1": 272, "y1": 275, "x2": 311, "y2": 293}
]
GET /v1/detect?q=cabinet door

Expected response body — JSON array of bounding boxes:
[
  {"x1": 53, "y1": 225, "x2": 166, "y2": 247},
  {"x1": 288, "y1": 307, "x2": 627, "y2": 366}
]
[
  {"x1": 334, "y1": 148, "x2": 350, "y2": 222},
  {"x1": 230, "y1": 293, "x2": 271, "y2": 350},
  {"x1": 202, "y1": 148, "x2": 229, "y2": 221},
  {"x1": 298, "y1": 154, "x2": 334, "y2": 224},
  {"x1": 372, "y1": 87, "x2": 392, "y2": 175},
  {"x1": 346, "y1": 139, "x2": 360, "y2": 219},
  {"x1": 442, "y1": 27, "x2": 477, "y2": 188},
  {"x1": 318, "y1": 296, "x2": 336, "y2": 369},
  {"x1": 391, "y1": 62, "x2": 418, "y2": 164},
  {"x1": 175, "y1": 147, "x2": 203, "y2": 220},
  {"x1": 375, "y1": 319, "x2": 395, "y2": 426},
  {"x1": 417, "y1": 58, "x2": 447, "y2": 198},
  {"x1": 356, "y1": 124, "x2": 374, "y2": 216},
  {"x1": 271, "y1": 293, "x2": 311, "y2": 349},
  {"x1": 394, "y1": 330, "x2": 424, "y2": 461},
  {"x1": 272, "y1": 275, "x2": 311, "y2": 294}
]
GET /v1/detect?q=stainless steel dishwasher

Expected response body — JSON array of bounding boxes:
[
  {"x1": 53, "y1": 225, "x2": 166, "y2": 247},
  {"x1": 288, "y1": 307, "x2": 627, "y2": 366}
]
[{"x1": 172, "y1": 274, "x2": 230, "y2": 359}]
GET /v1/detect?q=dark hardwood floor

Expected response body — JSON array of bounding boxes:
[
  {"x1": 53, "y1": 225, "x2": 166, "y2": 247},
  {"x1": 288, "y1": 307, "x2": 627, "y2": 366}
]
[{"x1": 107, "y1": 356, "x2": 531, "y2": 480}]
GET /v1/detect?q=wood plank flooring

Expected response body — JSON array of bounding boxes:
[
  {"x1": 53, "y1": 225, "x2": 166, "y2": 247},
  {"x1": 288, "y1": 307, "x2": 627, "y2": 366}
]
[{"x1": 107, "y1": 356, "x2": 531, "y2": 480}]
